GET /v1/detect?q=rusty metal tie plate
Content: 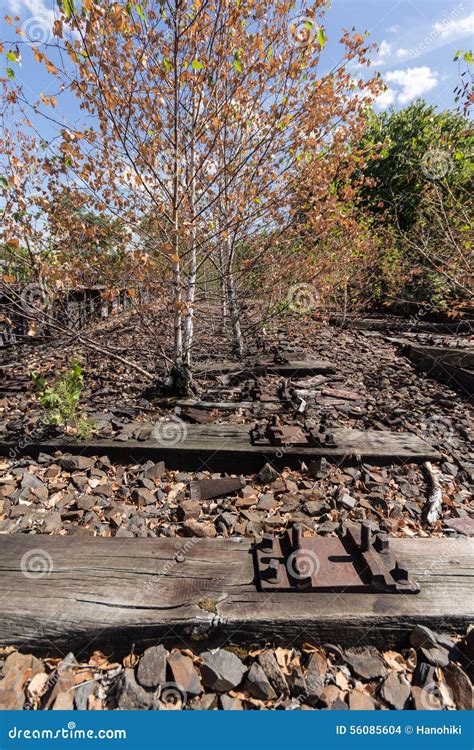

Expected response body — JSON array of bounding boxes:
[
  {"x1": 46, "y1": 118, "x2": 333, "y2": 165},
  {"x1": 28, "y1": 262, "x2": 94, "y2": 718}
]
[
  {"x1": 250, "y1": 416, "x2": 337, "y2": 448},
  {"x1": 254, "y1": 522, "x2": 419, "y2": 594}
]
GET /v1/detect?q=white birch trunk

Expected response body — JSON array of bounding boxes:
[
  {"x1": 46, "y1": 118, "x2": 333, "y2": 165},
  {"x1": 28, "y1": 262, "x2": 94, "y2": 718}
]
[{"x1": 225, "y1": 236, "x2": 244, "y2": 356}]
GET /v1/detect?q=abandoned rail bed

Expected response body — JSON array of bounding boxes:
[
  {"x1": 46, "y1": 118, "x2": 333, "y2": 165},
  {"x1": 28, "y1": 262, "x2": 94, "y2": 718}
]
[
  {"x1": 1, "y1": 1, "x2": 473, "y2": 713},
  {"x1": 0, "y1": 313, "x2": 473, "y2": 711},
  {"x1": 1, "y1": 535, "x2": 472, "y2": 653},
  {"x1": 0, "y1": 424, "x2": 440, "y2": 470}
]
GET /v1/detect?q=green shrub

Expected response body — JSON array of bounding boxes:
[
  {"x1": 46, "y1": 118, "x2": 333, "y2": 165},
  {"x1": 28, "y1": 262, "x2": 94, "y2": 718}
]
[{"x1": 30, "y1": 360, "x2": 95, "y2": 438}]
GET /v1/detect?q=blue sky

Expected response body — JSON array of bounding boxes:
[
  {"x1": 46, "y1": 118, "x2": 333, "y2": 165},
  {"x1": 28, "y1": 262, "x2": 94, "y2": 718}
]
[
  {"x1": 324, "y1": 0, "x2": 473, "y2": 111},
  {"x1": 1, "y1": 0, "x2": 473, "y2": 124}
]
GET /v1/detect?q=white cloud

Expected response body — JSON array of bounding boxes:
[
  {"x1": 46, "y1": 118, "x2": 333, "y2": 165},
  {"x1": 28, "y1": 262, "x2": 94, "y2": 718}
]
[
  {"x1": 5, "y1": 0, "x2": 54, "y2": 21},
  {"x1": 380, "y1": 10, "x2": 474, "y2": 66},
  {"x1": 433, "y1": 10, "x2": 474, "y2": 40},
  {"x1": 387, "y1": 25, "x2": 400, "y2": 34},
  {"x1": 5, "y1": 0, "x2": 56, "y2": 44},
  {"x1": 376, "y1": 87, "x2": 396, "y2": 109},
  {"x1": 368, "y1": 39, "x2": 392, "y2": 68},
  {"x1": 376, "y1": 66, "x2": 439, "y2": 109}
]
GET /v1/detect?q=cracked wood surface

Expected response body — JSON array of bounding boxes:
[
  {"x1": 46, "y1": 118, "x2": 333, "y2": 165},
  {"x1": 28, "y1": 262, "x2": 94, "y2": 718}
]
[
  {"x1": 404, "y1": 344, "x2": 474, "y2": 398},
  {"x1": 0, "y1": 536, "x2": 472, "y2": 654},
  {"x1": 194, "y1": 359, "x2": 335, "y2": 377},
  {"x1": 0, "y1": 425, "x2": 439, "y2": 471}
]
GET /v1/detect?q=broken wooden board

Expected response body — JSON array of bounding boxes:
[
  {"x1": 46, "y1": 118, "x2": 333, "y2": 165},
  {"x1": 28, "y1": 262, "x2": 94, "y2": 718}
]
[
  {"x1": 180, "y1": 406, "x2": 216, "y2": 424},
  {"x1": 331, "y1": 316, "x2": 474, "y2": 334},
  {"x1": 0, "y1": 424, "x2": 439, "y2": 471},
  {"x1": 404, "y1": 344, "x2": 474, "y2": 369},
  {"x1": 254, "y1": 359, "x2": 336, "y2": 377},
  {"x1": 155, "y1": 398, "x2": 281, "y2": 412},
  {"x1": 195, "y1": 359, "x2": 335, "y2": 378},
  {"x1": 403, "y1": 344, "x2": 474, "y2": 398},
  {"x1": 189, "y1": 476, "x2": 244, "y2": 501},
  {"x1": 0, "y1": 536, "x2": 471, "y2": 654}
]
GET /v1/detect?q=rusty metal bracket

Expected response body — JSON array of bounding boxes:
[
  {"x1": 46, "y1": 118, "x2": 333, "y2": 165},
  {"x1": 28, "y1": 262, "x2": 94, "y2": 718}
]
[
  {"x1": 241, "y1": 379, "x2": 279, "y2": 403},
  {"x1": 254, "y1": 522, "x2": 419, "y2": 594},
  {"x1": 264, "y1": 346, "x2": 291, "y2": 364},
  {"x1": 277, "y1": 379, "x2": 307, "y2": 413},
  {"x1": 273, "y1": 351, "x2": 291, "y2": 364},
  {"x1": 250, "y1": 416, "x2": 337, "y2": 448}
]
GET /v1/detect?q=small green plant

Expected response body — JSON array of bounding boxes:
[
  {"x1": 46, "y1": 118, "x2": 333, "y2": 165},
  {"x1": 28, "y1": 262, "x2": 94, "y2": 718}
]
[
  {"x1": 76, "y1": 416, "x2": 95, "y2": 440},
  {"x1": 30, "y1": 360, "x2": 95, "y2": 438}
]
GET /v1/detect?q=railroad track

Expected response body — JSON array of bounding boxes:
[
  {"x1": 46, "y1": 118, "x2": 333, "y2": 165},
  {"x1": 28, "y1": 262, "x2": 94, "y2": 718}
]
[{"x1": 0, "y1": 535, "x2": 472, "y2": 653}]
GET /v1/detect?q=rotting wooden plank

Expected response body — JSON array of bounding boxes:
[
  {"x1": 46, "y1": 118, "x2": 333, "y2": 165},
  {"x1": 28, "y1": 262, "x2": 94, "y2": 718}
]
[
  {"x1": 155, "y1": 398, "x2": 282, "y2": 412},
  {"x1": 0, "y1": 536, "x2": 471, "y2": 654},
  {"x1": 195, "y1": 359, "x2": 335, "y2": 377},
  {"x1": 189, "y1": 477, "x2": 244, "y2": 501},
  {"x1": 255, "y1": 360, "x2": 337, "y2": 377},
  {"x1": 0, "y1": 425, "x2": 439, "y2": 471},
  {"x1": 407, "y1": 345, "x2": 474, "y2": 369},
  {"x1": 156, "y1": 398, "x2": 256, "y2": 410},
  {"x1": 331, "y1": 316, "x2": 474, "y2": 334},
  {"x1": 404, "y1": 344, "x2": 474, "y2": 398}
]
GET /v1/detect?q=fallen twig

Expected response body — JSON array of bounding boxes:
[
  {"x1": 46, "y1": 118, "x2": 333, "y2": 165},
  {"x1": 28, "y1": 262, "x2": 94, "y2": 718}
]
[{"x1": 423, "y1": 461, "x2": 443, "y2": 524}]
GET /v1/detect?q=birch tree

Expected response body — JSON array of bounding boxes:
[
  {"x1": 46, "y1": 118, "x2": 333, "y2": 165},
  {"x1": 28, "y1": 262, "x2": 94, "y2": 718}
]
[{"x1": 3, "y1": 0, "x2": 380, "y2": 391}]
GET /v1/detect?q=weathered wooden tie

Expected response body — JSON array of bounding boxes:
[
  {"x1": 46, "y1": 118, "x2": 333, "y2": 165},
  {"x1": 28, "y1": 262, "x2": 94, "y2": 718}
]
[
  {"x1": 0, "y1": 424, "x2": 439, "y2": 470},
  {"x1": 0, "y1": 536, "x2": 471, "y2": 653},
  {"x1": 195, "y1": 359, "x2": 335, "y2": 379},
  {"x1": 403, "y1": 344, "x2": 474, "y2": 398}
]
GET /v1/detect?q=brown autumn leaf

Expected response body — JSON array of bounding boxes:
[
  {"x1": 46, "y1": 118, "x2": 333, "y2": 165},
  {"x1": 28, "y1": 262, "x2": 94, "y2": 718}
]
[
  {"x1": 123, "y1": 652, "x2": 139, "y2": 668},
  {"x1": 74, "y1": 669, "x2": 94, "y2": 684},
  {"x1": 53, "y1": 19, "x2": 63, "y2": 38},
  {"x1": 87, "y1": 695, "x2": 104, "y2": 710},
  {"x1": 88, "y1": 651, "x2": 110, "y2": 668}
]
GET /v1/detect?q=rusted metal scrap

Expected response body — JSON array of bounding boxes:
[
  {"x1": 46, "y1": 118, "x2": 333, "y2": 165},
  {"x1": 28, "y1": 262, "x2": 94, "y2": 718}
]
[
  {"x1": 250, "y1": 415, "x2": 337, "y2": 448},
  {"x1": 277, "y1": 379, "x2": 307, "y2": 413},
  {"x1": 189, "y1": 476, "x2": 244, "y2": 501},
  {"x1": 240, "y1": 377, "x2": 306, "y2": 409},
  {"x1": 240, "y1": 378, "x2": 278, "y2": 403},
  {"x1": 180, "y1": 406, "x2": 216, "y2": 424},
  {"x1": 254, "y1": 521, "x2": 419, "y2": 594},
  {"x1": 272, "y1": 351, "x2": 291, "y2": 365}
]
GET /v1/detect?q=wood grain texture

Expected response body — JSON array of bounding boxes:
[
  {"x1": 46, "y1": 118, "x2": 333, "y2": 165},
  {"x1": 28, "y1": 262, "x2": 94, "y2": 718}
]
[
  {"x1": 405, "y1": 345, "x2": 474, "y2": 398},
  {"x1": 0, "y1": 536, "x2": 471, "y2": 654},
  {"x1": 407, "y1": 345, "x2": 474, "y2": 369},
  {"x1": 0, "y1": 425, "x2": 439, "y2": 471},
  {"x1": 194, "y1": 359, "x2": 335, "y2": 377}
]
